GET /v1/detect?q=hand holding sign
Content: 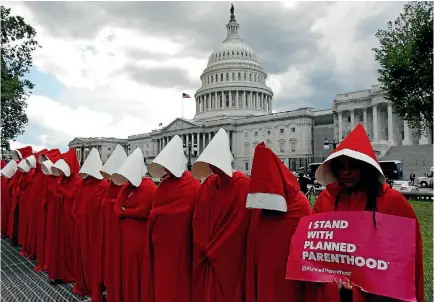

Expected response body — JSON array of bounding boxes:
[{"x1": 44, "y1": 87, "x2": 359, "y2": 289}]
[{"x1": 285, "y1": 211, "x2": 416, "y2": 301}]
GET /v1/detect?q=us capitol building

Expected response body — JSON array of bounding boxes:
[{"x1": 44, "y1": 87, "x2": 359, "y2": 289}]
[{"x1": 69, "y1": 7, "x2": 432, "y2": 174}]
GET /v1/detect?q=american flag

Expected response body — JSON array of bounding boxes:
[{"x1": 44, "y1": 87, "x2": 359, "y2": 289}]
[{"x1": 182, "y1": 93, "x2": 191, "y2": 98}]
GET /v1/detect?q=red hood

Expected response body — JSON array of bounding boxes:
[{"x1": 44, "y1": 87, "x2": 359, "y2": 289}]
[
  {"x1": 39, "y1": 149, "x2": 61, "y2": 164},
  {"x1": 33, "y1": 149, "x2": 48, "y2": 170},
  {"x1": 16, "y1": 146, "x2": 33, "y2": 159},
  {"x1": 1, "y1": 160, "x2": 6, "y2": 169},
  {"x1": 59, "y1": 148, "x2": 80, "y2": 176}
]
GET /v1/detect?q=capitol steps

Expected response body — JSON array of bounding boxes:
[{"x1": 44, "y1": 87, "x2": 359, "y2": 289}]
[{"x1": 380, "y1": 145, "x2": 433, "y2": 179}]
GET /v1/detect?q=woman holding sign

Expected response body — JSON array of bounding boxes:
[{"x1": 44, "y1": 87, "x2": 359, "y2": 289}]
[{"x1": 308, "y1": 124, "x2": 424, "y2": 302}]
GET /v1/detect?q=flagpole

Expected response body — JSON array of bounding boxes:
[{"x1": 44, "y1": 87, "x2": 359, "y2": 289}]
[{"x1": 182, "y1": 93, "x2": 184, "y2": 119}]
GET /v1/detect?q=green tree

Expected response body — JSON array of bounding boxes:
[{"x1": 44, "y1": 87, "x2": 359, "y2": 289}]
[
  {"x1": 373, "y1": 2, "x2": 433, "y2": 138},
  {"x1": 1, "y1": 6, "x2": 40, "y2": 150}
]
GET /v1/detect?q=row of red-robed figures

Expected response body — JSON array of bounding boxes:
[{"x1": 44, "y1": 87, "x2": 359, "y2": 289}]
[{"x1": 0, "y1": 125, "x2": 424, "y2": 302}]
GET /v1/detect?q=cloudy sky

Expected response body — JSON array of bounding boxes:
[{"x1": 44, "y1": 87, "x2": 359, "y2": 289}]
[{"x1": 6, "y1": 1, "x2": 405, "y2": 151}]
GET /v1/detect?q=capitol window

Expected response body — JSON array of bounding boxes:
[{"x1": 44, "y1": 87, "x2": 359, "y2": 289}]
[
  {"x1": 232, "y1": 72, "x2": 235, "y2": 80},
  {"x1": 215, "y1": 74, "x2": 218, "y2": 82},
  {"x1": 280, "y1": 128, "x2": 284, "y2": 134},
  {"x1": 249, "y1": 73, "x2": 252, "y2": 81},
  {"x1": 238, "y1": 72, "x2": 241, "y2": 80},
  {"x1": 221, "y1": 74, "x2": 223, "y2": 81},
  {"x1": 291, "y1": 127, "x2": 296, "y2": 133},
  {"x1": 280, "y1": 142, "x2": 285, "y2": 153},
  {"x1": 232, "y1": 51, "x2": 234, "y2": 55},
  {"x1": 245, "y1": 162, "x2": 249, "y2": 171},
  {"x1": 254, "y1": 74, "x2": 257, "y2": 82},
  {"x1": 226, "y1": 73, "x2": 229, "y2": 81},
  {"x1": 244, "y1": 73, "x2": 247, "y2": 80},
  {"x1": 244, "y1": 132, "x2": 248, "y2": 137},
  {"x1": 254, "y1": 131, "x2": 258, "y2": 136},
  {"x1": 291, "y1": 141, "x2": 296, "y2": 152},
  {"x1": 244, "y1": 143, "x2": 249, "y2": 154},
  {"x1": 267, "y1": 130, "x2": 271, "y2": 135}
]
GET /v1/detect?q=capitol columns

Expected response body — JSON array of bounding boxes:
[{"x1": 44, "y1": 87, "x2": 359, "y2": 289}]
[
  {"x1": 372, "y1": 104, "x2": 379, "y2": 142},
  {"x1": 350, "y1": 109, "x2": 355, "y2": 130},
  {"x1": 243, "y1": 91, "x2": 246, "y2": 108},
  {"x1": 338, "y1": 111, "x2": 343, "y2": 140},
  {"x1": 387, "y1": 103, "x2": 395, "y2": 144},
  {"x1": 235, "y1": 90, "x2": 239, "y2": 108},
  {"x1": 196, "y1": 132, "x2": 200, "y2": 154},
  {"x1": 363, "y1": 107, "x2": 368, "y2": 131},
  {"x1": 402, "y1": 120, "x2": 412, "y2": 146}
]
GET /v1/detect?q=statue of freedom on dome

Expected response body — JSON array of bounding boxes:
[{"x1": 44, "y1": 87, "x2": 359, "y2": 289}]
[{"x1": 230, "y1": 4, "x2": 236, "y2": 22}]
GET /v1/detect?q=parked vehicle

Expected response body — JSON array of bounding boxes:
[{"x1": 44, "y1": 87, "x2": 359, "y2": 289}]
[
  {"x1": 392, "y1": 180, "x2": 419, "y2": 193},
  {"x1": 417, "y1": 166, "x2": 434, "y2": 188},
  {"x1": 379, "y1": 160, "x2": 403, "y2": 180}
]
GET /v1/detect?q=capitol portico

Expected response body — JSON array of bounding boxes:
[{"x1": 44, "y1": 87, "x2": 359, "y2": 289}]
[{"x1": 69, "y1": 6, "x2": 432, "y2": 175}]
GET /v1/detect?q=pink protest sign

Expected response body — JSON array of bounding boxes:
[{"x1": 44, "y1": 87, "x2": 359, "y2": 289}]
[{"x1": 286, "y1": 211, "x2": 417, "y2": 301}]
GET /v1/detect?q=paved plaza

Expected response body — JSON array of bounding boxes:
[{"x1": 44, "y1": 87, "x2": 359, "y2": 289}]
[{"x1": 1, "y1": 239, "x2": 91, "y2": 302}]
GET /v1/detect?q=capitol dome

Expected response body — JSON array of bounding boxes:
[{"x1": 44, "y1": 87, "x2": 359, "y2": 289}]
[{"x1": 194, "y1": 6, "x2": 273, "y2": 121}]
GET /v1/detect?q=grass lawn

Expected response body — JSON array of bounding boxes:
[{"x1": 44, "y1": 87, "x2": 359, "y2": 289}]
[{"x1": 409, "y1": 201, "x2": 433, "y2": 302}]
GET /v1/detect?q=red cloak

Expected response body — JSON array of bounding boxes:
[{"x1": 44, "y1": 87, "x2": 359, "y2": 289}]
[
  {"x1": 305, "y1": 182, "x2": 425, "y2": 302},
  {"x1": 191, "y1": 171, "x2": 250, "y2": 302},
  {"x1": 111, "y1": 178, "x2": 156, "y2": 302},
  {"x1": 18, "y1": 167, "x2": 36, "y2": 255},
  {"x1": 9, "y1": 167, "x2": 33, "y2": 249},
  {"x1": 245, "y1": 142, "x2": 312, "y2": 302},
  {"x1": 48, "y1": 149, "x2": 81, "y2": 283},
  {"x1": 246, "y1": 191, "x2": 312, "y2": 302},
  {"x1": 34, "y1": 149, "x2": 61, "y2": 272},
  {"x1": 1, "y1": 162, "x2": 18, "y2": 239},
  {"x1": 142, "y1": 171, "x2": 200, "y2": 302},
  {"x1": 7, "y1": 169, "x2": 23, "y2": 245},
  {"x1": 73, "y1": 177, "x2": 108, "y2": 296},
  {"x1": 23, "y1": 149, "x2": 48, "y2": 259},
  {"x1": 41, "y1": 175, "x2": 60, "y2": 272},
  {"x1": 92, "y1": 180, "x2": 123, "y2": 302},
  {"x1": 7, "y1": 146, "x2": 33, "y2": 244}
]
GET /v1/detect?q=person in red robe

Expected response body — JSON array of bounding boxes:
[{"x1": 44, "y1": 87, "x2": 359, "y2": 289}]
[
  {"x1": 7, "y1": 146, "x2": 33, "y2": 245},
  {"x1": 305, "y1": 124, "x2": 425, "y2": 302},
  {"x1": 110, "y1": 148, "x2": 157, "y2": 302},
  {"x1": 48, "y1": 149, "x2": 81, "y2": 283},
  {"x1": 11, "y1": 157, "x2": 34, "y2": 249},
  {"x1": 22, "y1": 149, "x2": 48, "y2": 259},
  {"x1": 73, "y1": 148, "x2": 108, "y2": 296},
  {"x1": 1, "y1": 160, "x2": 18, "y2": 239},
  {"x1": 245, "y1": 142, "x2": 312, "y2": 302},
  {"x1": 190, "y1": 128, "x2": 251, "y2": 302},
  {"x1": 143, "y1": 135, "x2": 201, "y2": 302},
  {"x1": 92, "y1": 144, "x2": 127, "y2": 302},
  {"x1": 34, "y1": 149, "x2": 61, "y2": 272}
]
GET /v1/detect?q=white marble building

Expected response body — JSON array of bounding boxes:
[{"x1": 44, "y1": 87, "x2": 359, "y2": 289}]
[
  {"x1": 69, "y1": 7, "x2": 431, "y2": 173},
  {"x1": 332, "y1": 84, "x2": 432, "y2": 156}
]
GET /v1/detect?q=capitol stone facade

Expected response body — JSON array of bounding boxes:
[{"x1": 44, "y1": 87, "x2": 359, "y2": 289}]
[{"x1": 69, "y1": 8, "x2": 432, "y2": 174}]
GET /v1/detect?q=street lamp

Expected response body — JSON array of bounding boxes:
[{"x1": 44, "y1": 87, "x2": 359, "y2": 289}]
[
  {"x1": 183, "y1": 142, "x2": 198, "y2": 171},
  {"x1": 324, "y1": 138, "x2": 339, "y2": 151}
]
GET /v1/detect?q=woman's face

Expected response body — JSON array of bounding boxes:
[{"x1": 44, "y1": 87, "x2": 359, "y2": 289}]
[{"x1": 333, "y1": 156, "x2": 362, "y2": 188}]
